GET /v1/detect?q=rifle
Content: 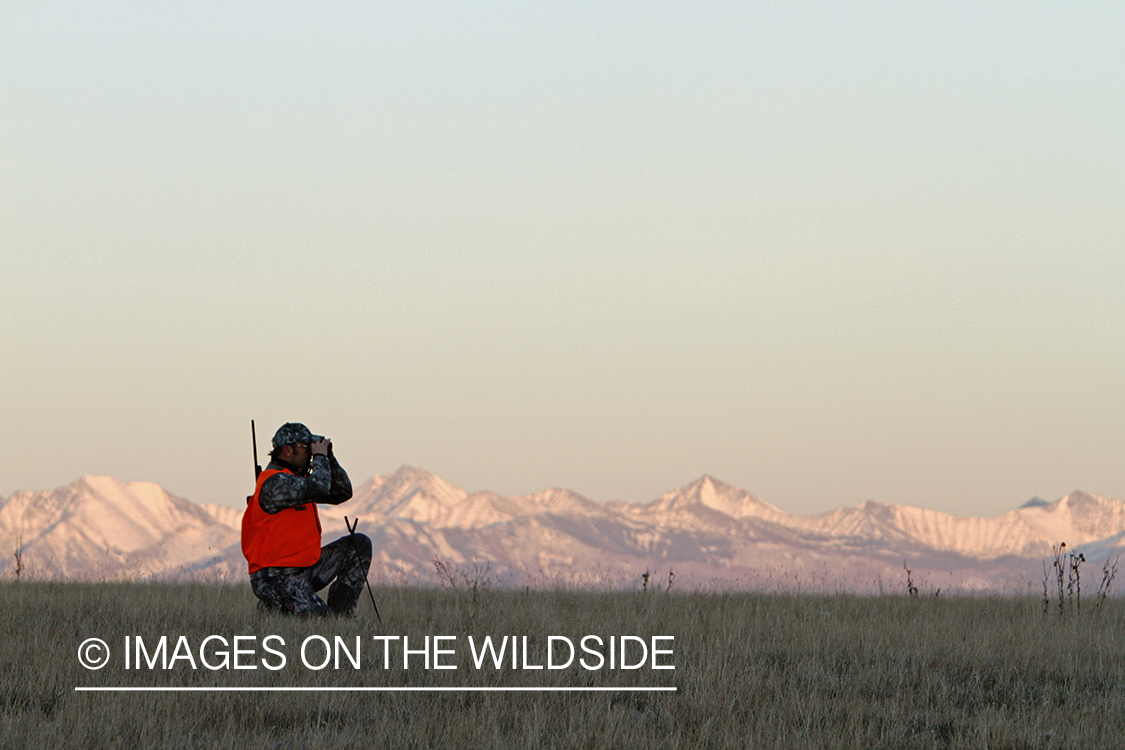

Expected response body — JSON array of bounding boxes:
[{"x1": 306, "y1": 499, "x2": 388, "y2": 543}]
[
  {"x1": 251, "y1": 419, "x2": 262, "y2": 479},
  {"x1": 247, "y1": 420, "x2": 262, "y2": 506}
]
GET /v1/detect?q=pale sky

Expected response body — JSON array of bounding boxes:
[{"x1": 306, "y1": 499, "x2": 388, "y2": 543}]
[{"x1": 2, "y1": 3, "x2": 1123, "y2": 517}]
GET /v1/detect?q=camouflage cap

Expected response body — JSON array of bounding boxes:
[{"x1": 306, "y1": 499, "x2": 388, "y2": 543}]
[{"x1": 271, "y1": 422, "x2": 324, "y2": 449}]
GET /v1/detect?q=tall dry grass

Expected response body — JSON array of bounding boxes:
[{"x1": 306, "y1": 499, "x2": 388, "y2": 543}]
[{"x1": 3, "y1": 581, "x2": 1124, "y2": 748}]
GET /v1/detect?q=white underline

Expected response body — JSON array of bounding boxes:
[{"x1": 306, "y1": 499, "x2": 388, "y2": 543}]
[{"x1": 75, "y1": 686, "x2": 677, "y2": 693}]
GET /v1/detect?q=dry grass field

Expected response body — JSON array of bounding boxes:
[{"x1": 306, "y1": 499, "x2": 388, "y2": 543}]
[{"x1": 2, "y1": 580, "x2": 1124, "y2": 749}]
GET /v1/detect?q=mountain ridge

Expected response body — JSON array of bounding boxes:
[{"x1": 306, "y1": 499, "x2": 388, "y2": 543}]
[{"x1": 2, "y1": 467, "x2": 1122, "y2": 590}]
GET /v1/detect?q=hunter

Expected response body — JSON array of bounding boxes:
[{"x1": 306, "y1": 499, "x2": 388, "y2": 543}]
[{"x1": 241, "y1": 422, "x2": 371, "y2": 615}]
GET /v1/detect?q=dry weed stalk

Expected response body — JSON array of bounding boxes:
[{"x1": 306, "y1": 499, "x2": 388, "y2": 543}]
[
  {"x1": 1042, "y1": 560, "x2": 1051, "y2": 613},
  {"x1": 1097, "y1": 557, "x2": 1119, "y2": 610},
  {"x1": 902, "y1": 560, "x2": 918, "y2": 599},
  {"x1": 1040, "y1": 543, "x2": 1112, "y2": 616},
  {"x1": 12, "y1": 535, "x2": 23, "y2": 581},
  {"x1": 1068, "y1": 550, "x2": 1085, "y2": 611},
  {"x1": 432, "y1": 557, "x2": 493, "y2": 605},
  {"x1": 1050, "y1": 542, "x2": 1067, "y2": 613}
]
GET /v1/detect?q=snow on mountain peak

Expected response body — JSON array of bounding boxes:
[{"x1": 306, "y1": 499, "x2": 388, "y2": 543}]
[
  {"x1": 66, "y1": 475, "x2": 208, "y2": 544},
  {"x1": 648, "y1": 474, "x2": 788, "y2": 522},
  {"x1": 527, "y1": 487, "x2": 597, "y2": 514},
  {"x1": 0, "y1": 475, "x2": 239, "y2": 579},
  {"x1": 335, "y1": 465, "x2": 469, "y2": 525},
  {"x1": 386, "y1": 465, "x2": 466, "y2": 503},
  {"x1": 1018, "y1": 490, "x2": 1125, "y2": 544}
]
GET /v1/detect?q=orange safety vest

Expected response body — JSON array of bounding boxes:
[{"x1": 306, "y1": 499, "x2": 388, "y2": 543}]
[{"x1": 241, "y1": 468, "x2": 323, "y2": 574}]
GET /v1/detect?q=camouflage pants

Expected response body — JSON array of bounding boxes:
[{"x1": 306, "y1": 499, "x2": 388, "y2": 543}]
[{"x1": 249, "y1": 534, "x2": 372, "y2": 616}]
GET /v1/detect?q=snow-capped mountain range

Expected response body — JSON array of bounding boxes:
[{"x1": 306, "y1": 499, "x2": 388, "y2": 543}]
[{"x1": 2, "y1": 467, "x2": 1123, "y2": 592}]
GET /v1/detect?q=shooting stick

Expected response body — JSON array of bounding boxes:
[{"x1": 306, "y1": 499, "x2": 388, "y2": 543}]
[{"x1": 345, "y1": 516, "x2": 382, "y2": 622}]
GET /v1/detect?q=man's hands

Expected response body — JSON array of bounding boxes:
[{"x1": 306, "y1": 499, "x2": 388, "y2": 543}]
[{"x1": 311, "y1": 438, "x2": 332, "y2": 456}]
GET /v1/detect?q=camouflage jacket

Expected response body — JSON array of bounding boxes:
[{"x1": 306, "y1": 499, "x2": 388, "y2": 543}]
[{"x1": 258, "y1": 454, "x2": 353, "y2": 515}]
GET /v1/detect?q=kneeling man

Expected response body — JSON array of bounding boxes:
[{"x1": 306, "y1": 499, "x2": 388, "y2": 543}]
[{"x1": 241, "y1": 422, "x2": 372, "y2": 616}]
